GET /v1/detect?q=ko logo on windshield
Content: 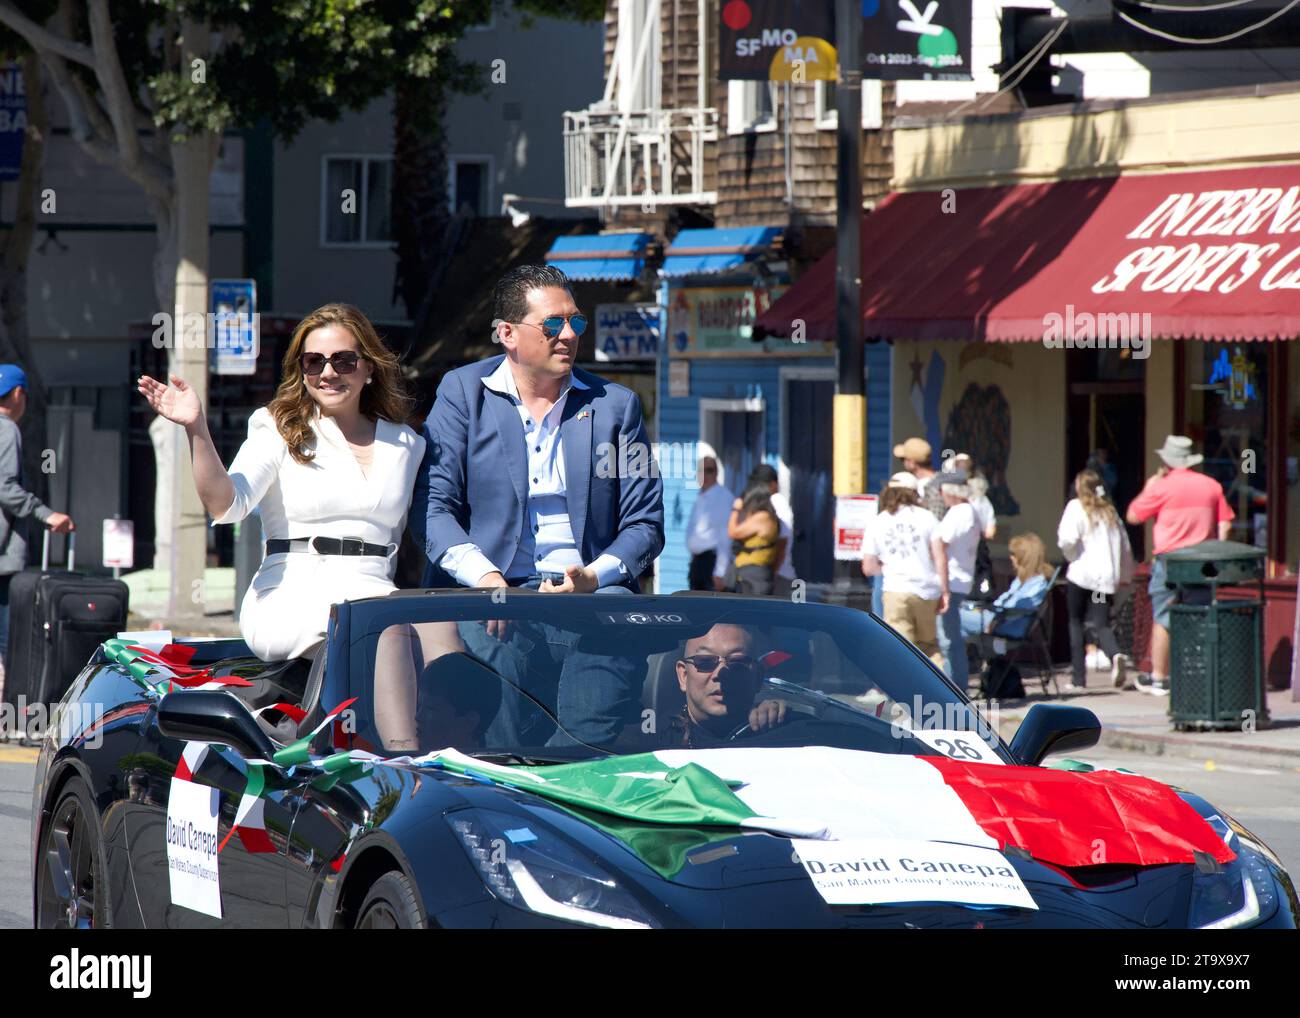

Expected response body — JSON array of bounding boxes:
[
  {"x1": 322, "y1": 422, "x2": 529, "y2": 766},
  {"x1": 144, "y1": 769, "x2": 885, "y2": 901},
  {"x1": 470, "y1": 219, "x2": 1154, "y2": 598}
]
[{"x1": 602, "y1": 612, "x2": 690, "y2": 625}]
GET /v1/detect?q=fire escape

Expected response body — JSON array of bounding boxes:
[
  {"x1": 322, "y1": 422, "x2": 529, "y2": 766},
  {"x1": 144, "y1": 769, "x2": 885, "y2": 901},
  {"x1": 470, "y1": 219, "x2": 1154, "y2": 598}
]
[{"x1": 564, "y1": 0, "x2": 718, "y2": 209}]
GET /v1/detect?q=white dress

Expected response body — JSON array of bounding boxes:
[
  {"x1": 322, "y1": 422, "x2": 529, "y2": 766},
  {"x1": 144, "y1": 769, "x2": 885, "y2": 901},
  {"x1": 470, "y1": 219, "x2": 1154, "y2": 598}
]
[{"x1": 211, "y1": 406, "x2": 427, "y2": 660}]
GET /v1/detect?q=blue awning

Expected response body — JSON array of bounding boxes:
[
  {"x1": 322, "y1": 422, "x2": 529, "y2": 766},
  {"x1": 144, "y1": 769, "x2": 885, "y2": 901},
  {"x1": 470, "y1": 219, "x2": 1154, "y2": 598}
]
[
  {"x1": 544, "y1": 232, "x2": 652, "y2": 282},
  {"x1": 661, "y1": 226, "x2": 781, "y2": 278}
]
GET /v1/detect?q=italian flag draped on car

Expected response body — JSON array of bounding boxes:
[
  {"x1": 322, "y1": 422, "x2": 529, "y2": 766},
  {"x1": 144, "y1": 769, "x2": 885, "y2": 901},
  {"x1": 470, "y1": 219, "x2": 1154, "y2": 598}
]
[{"x1": 368, "y1": 745, "x2": 1234, "y2": 871}]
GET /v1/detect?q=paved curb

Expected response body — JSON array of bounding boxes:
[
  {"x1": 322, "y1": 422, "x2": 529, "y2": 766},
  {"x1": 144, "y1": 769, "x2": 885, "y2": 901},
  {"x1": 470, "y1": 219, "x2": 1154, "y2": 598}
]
[
  {"x1": 1089, "y1": 726, "x2": 1300, "y2": 771},
  {"x1": 996, "y1": 713, "x2": 1300, "y2": 771}
]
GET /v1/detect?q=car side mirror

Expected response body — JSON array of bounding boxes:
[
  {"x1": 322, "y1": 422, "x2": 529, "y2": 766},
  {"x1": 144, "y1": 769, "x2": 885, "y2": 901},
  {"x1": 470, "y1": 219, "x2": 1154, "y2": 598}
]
[
  {"x1": 158, "y1": 690, "x2": 278, "y2": 763},
  {"x1": 1008, "y1": 703, "x2": 1101, "y2": 766}
]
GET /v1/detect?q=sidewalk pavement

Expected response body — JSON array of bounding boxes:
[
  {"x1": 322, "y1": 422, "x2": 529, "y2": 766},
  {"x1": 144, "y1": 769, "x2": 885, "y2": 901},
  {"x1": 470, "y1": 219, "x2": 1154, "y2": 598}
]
[{"x1": 989, "y1": 671, "x2": 1300, "y2": 771}]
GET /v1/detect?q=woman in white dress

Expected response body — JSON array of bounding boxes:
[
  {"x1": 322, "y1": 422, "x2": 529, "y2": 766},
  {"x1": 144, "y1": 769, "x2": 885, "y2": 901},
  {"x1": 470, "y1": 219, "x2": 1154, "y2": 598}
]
[{"x1": 137, "y1": 302, "x2": 458, "y2": 751}]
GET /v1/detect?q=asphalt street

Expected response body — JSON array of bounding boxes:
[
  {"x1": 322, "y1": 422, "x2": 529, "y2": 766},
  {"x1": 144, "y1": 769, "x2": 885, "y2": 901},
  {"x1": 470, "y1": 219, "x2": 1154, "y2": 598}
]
[
  {"x1": 1, "y1": 743, "x2": 1297, "y2": 929},
  {"x1": 0, "y1": 747, "x2": 35, "y2": 929}
]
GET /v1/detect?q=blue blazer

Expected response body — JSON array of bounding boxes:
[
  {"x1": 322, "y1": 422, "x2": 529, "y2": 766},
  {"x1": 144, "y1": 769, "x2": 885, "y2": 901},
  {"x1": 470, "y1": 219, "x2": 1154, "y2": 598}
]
[{"x1": 410, "y1": 356, "x2": 664, "y2": 587}]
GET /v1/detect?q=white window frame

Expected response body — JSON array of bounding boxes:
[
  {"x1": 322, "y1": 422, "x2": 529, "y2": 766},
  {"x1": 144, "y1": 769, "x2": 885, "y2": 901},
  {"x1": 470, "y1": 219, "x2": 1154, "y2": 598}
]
[
  {"x1": 319, "y1": 154, "x2": 395, "y2": 249},
  {"x1": 447, "y1": 154, "x2": 495, "y2": 217},
  {"x1": 699, "y1": 397, "x2": 766, "y2": 491},
  {"x1": 814, "y1": 79, "x2": 883, "y2": 131},
  {"x1": 727, "y1": 80, "x2": 779, "y2": 135}
]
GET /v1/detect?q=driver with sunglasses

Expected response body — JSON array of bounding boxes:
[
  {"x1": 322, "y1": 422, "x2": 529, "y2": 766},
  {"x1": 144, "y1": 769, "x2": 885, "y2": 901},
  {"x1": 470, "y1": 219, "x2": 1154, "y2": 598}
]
[{"x1": 669, "y1": 624, "x2": 788, "y2": 749}]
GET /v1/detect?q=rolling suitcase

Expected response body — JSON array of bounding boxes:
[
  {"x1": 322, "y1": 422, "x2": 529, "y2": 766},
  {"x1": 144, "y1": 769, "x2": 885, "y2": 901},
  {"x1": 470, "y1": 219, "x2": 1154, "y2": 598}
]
[{"x1": 4, "y1": 531, "x2": 130, "y2": 736}]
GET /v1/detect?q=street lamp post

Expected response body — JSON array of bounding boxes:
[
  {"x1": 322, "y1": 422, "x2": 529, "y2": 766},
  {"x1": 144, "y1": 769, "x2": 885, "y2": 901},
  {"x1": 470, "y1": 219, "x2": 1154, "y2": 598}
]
[{"x1": 833, "y1": 0, "x2": 865, "y2": 500}]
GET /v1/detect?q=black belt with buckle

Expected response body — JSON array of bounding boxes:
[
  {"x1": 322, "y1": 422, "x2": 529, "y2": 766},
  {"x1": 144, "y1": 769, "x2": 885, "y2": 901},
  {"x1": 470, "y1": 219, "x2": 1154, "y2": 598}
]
[{"x1": 266, "y1": 537, "x2": 390, "y2": 557}]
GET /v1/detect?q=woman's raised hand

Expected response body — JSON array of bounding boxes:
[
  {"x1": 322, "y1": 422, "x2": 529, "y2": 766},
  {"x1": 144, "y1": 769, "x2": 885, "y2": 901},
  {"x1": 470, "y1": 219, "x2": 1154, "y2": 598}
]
[{"x1": 137, "y1": 374, "x2": 203, "y2": 429}]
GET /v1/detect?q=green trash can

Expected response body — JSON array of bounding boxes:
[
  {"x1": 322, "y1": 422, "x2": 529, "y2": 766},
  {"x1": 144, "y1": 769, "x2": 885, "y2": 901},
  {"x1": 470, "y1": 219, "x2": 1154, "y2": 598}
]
[{"x1": 1162, "y1": 540, "x2": 1269, "y2": 732}]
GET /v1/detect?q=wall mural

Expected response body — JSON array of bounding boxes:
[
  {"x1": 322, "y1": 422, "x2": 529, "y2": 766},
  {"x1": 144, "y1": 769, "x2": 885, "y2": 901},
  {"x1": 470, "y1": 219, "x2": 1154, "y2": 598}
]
[
  {"x1": 943, "y1": 382, "x2": 1021, "y2": 518},
  {"x1": 906, "y1": 351, "x2": 945, "y2": 457}
]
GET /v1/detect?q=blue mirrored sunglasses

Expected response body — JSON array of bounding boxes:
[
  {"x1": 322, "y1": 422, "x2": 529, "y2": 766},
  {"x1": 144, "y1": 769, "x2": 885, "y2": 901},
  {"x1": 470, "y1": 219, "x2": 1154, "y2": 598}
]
[{"x1": 519, "y1": 314, "x2": 588, "y2": 339}]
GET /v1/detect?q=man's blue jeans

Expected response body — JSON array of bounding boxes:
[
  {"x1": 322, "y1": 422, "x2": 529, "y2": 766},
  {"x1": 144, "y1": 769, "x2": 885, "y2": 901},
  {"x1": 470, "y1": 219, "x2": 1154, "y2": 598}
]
[
  {"x1": 936, "y1": 592, "x2": 969, "y2": 689},
  {"x1": 456, "y1": 576, "x2": 638, "y2": 748}
]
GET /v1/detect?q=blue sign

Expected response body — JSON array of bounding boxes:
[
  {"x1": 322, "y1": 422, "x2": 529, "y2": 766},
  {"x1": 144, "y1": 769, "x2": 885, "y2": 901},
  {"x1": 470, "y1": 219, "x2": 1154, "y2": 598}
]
[
  {"x1": 210, "y1": 278, "x2": 259, "y2": 376},
  {"x1": 595, "y1": 303, "x2": 660, "y2": 362},
  {"x1": 0, "y1": 64, "x2": 27, "y2": 182}
]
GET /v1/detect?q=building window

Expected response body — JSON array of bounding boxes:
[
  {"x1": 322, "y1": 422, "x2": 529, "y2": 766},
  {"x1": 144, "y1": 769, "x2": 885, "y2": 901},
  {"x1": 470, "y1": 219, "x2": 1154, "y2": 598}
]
[
  {"x1": 449, "y1": 156, "x2": 493, "y2": 216},
  {"x1": 814, "y1": 79, "x2": 884, "y2": 130},
  {"x1": 321, "y1": 156, "x2": 393, "y2": 246},
  {"x1": 1185, "y1": 342, "x2": 1271, "y2": 549},
  {"x1": 727, "y1": 80, "x2": 778, "y2": 135}
]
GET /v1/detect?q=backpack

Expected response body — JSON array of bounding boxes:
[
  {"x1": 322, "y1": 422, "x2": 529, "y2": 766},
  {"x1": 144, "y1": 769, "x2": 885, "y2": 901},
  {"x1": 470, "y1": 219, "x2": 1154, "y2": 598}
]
[{"x1": 980, "y1": 658, "x2": 1024, "y2": 699}]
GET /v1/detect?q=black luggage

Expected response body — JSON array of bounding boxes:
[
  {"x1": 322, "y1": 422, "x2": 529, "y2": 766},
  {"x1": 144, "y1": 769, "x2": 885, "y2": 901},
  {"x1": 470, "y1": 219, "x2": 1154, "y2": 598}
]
[{"x1": 4, "y1": 532, "x2": 129, "y2": 734}]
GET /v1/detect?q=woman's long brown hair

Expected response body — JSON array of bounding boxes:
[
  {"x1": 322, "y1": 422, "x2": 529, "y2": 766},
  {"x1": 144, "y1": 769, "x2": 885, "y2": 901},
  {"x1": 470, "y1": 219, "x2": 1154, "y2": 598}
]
[
  {"x1": 267, "y1": 304, "x2": 413, "y2": 466},
  {"x1": 879, "y1": 485, "x2": 920, "y2": 515},
  {"x1": 1075, "y1": 468, "x2": 1121, "y2": 532}
]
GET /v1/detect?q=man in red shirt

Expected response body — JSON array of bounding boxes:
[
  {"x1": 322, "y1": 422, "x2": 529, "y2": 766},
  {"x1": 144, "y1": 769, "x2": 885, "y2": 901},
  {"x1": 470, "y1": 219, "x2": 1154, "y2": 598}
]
[{"x1": 1125, "y1": 436, "x2": 1234, "y2": 696}]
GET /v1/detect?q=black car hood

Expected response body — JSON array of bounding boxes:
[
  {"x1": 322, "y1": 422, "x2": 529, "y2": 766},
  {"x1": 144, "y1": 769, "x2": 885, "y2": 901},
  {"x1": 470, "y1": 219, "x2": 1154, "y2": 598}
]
[{"x1": 445, "y1": 776, "x2": 1200, "y2": 929}]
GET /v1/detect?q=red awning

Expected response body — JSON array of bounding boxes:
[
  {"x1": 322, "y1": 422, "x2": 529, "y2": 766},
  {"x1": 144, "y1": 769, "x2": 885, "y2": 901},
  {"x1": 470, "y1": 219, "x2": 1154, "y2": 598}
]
[{"x1": 757, "y1": 163, "x2": 1300, "y2": 343}]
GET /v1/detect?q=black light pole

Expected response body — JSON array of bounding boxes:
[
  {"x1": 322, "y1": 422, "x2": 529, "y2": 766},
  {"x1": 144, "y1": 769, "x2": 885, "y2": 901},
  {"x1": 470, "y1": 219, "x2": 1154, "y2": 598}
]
[{"x1": 833, "y1": 0, "x2": 865, "y2": 500}]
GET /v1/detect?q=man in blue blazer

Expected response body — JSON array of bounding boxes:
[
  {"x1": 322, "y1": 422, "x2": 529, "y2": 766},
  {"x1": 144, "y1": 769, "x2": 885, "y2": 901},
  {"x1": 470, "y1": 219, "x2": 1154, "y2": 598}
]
[{"x1": 409, "y1": 264, "x2": 664, "y2": 746}]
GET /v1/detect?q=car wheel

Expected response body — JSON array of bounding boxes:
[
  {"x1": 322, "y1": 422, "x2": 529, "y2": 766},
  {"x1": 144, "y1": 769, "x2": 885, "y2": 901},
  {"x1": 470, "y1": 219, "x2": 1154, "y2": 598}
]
[
  {"x1": 36, "y1": 776, "x2": 111, "y2": 930},
  {"x1": 355, "y1": 871, "x2": 426, "y2": 929}
]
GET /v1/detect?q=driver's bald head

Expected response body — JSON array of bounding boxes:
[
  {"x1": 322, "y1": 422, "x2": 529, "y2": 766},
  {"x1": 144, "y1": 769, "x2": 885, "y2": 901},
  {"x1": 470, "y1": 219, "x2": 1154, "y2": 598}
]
[{"x1": 683, "y1": 623, "x2": 755, "y2": 659}]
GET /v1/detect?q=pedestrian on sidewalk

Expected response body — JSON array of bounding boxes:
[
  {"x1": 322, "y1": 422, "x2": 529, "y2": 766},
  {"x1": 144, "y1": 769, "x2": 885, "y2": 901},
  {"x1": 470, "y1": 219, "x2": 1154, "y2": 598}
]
[
  {"x1": 747, "y1": 464, "x2": 797, "y2": 595},
  {"x1": 934, "y1": 476, "x2": 980, "y2": 689},
  {"x1": 728, "y1": 483, "x2": 784, "y2": 596},
  {"x1": 1124, "y1": 436, "x2": 1234, "y2": 697},
  {"x1": 861, "y1": 472, "x2": 949, "y2": 668},
  {"x1": 944, "y1": 452, "x2": 997, "y2": 597},
  {"x1": 685, "y1": 455, "x2": 732, "y2": 590},
  {"x1": 895, "y1": 437, "x2": 945, "y2": 520},
  {"x1": 0, "y1": 365, "x2": 75, "y2": 688},
  {"x1": 1057, "y1": 468, "x2": 1134, "y2": 692}
]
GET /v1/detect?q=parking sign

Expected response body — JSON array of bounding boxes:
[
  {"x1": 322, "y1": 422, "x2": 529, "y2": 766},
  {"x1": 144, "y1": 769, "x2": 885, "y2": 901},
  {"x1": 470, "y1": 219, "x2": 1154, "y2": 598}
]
[{"x1": 211, "y1": 278, "x2": 259, "y2": 376}]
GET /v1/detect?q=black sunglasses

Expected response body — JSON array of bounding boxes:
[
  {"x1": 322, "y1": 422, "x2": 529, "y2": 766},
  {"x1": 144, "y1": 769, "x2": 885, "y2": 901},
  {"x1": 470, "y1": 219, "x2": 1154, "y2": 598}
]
[
  {"x1": 512, "y1": 314, "x2": 588, "y2": 339},
  {"x1": 681, "y1": 654, "x2": 758, "y2": 675},
  {"x1": 301, "y1": 351, "x2": 363, "y2": 376}
]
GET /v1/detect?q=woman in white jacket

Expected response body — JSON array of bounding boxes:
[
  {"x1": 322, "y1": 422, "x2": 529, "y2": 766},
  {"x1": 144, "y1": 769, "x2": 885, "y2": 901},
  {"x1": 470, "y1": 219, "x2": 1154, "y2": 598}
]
[
  {"x1": 138, "y1": 303, "x2": 462, "y2": 751},
  {"x1": 1056, "y1": 469, "x2": 1134, "y2": 691}
]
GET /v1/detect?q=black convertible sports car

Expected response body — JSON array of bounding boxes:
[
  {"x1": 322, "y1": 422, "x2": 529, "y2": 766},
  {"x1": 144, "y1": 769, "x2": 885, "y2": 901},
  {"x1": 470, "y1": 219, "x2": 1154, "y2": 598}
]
[{"x1": 30, "y1": 591, "x2": 1299, "y2": 929}]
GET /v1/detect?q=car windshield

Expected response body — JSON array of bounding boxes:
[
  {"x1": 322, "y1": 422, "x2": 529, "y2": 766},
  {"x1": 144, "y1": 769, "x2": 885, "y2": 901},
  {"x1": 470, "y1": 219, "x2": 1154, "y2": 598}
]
[{"x1": 347, "y1": 595, "x2": 1004, "y2": 764}]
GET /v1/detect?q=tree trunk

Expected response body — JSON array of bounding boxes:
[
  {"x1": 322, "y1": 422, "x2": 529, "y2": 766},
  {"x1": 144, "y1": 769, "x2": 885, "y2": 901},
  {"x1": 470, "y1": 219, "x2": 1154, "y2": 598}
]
[
  {"x1": 0, "y1": 55, "x2": 50, "y2": 510},
  {"x1": 161, "y1": 129, "x2": 214, "y2": 617},
  {"x1": 392, "y1": 74, "x2": 451, "y2": 335}
]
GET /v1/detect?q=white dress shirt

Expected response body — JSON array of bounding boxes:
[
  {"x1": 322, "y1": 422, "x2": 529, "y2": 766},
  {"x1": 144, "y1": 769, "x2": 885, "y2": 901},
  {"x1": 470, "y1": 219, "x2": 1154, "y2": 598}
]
[
  {"x1": 440, "y1": 359, "x2": 627, "y2": 588},
  {"x1": 211, "y1": 406, "x2": 426, "y2": 659},
  {"x1": 686, "y1": 481, "x2": 734, "y2": 578}
]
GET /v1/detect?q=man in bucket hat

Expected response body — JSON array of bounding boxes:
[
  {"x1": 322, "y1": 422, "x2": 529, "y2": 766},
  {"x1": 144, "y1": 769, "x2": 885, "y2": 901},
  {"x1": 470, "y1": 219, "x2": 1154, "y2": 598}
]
[{"x1": 1124, "y1": 435, "x2": 1234, "y2": 696}]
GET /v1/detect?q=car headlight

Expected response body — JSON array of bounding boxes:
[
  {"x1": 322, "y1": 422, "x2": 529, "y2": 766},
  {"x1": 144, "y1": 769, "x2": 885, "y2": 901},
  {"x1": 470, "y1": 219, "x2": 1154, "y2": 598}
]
[
  {"x1": 1189, "y1": 814, "x2": 1280, "y2": 929},
  {"x1": 449, "y1": 809, "x2": 658, "y2": 929}
]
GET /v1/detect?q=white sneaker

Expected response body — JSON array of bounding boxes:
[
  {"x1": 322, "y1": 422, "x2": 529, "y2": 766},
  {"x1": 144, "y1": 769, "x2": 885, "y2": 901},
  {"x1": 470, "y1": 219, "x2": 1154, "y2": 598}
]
[
  {"x1": 1084, "y1": 650, "x2": 1098, "y2": 670},
  {"x1": 1094, "y1": 650, "x2": 1111, "y2": 670}
]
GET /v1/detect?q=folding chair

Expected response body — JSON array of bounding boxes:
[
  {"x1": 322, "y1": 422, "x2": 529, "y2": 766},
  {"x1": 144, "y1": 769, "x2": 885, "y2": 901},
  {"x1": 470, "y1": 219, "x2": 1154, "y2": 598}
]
[{"x1": 966, "y1": 567, "x2": 1063, "y2": 700}]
